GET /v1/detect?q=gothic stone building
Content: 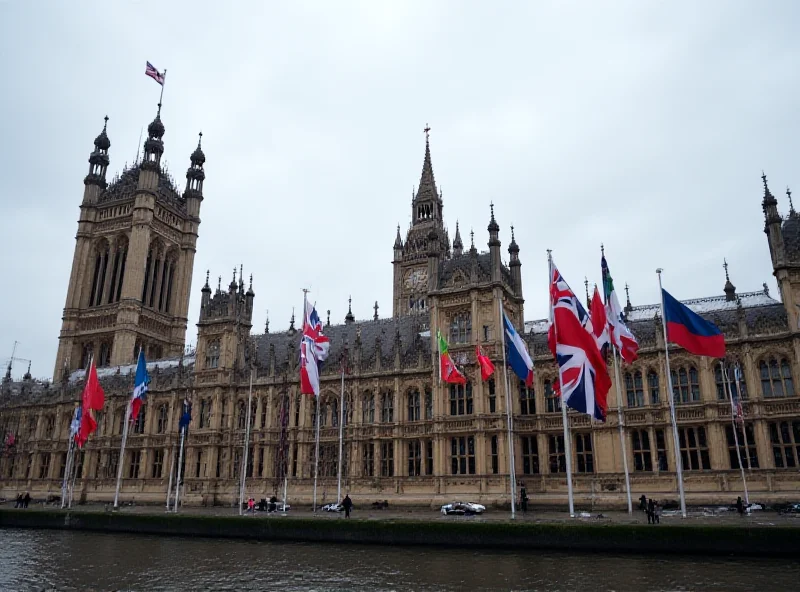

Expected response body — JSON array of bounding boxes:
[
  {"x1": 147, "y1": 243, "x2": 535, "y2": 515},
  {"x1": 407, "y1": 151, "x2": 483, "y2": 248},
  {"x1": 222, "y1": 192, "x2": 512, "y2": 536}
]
[{"x1": 2, "y1": 118, "x2": 800, "y2": 509}]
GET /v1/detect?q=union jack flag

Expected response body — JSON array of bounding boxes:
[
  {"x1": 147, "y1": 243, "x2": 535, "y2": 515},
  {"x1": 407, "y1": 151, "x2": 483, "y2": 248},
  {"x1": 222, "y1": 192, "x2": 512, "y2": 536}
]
[
  {"x1": 304, "y1": 301, "x2": 330, "y2": 363},
  {"x1": 145, "y1": 61, "x2": 165, "y2": 85},
  {"x1": 548, "y1": 257, "x2": 611, "y2": 421}
]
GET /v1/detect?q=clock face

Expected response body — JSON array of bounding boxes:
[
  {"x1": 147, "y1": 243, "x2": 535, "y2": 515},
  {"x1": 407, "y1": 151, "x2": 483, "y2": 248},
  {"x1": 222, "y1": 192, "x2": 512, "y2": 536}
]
[{"x1": 404, "y1": 268, "x2": 428, "y2": 289}]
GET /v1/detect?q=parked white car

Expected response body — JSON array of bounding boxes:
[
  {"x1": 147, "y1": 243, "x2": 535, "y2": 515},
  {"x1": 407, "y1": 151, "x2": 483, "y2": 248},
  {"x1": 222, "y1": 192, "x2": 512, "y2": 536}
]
[
  {"x1": 440, "y1": 502, "x2": 486, "y2": 515},
  {"x1": 322, "y1": 503, "x2": 344, "y2": 512}
]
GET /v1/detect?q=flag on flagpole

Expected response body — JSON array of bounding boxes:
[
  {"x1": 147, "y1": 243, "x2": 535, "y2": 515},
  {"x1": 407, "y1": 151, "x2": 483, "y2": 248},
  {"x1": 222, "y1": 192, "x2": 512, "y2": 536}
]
[
  {"x1": 502, "y1": 311, "x2": 534, "y2": 387},
  {"x1": 548, "y1": 257, "x2": 611, "y2": 421},
  {"x1": 475, "y1": 345, "x2": 495, "y2": 381},
  {"x1": 601, "y1": 254, "x2": 639, "y2": 363},
  {"x1": 732, "y1": 364, "x2": 744, "y2": 422},
  {"x1": 130, "y1": 350, "x2": 151, "y2": 422},
  {"x1": 70, "y1": 407, "x2": 81, "y2": 438},
  {"x1": 300, "y1": 301, "x2": 329, "y2": 397},
  {"x1": 662, "y1": 289, "x2": 726, "y2": 358},
  {"x1": 178, "y1": 397, "x2": 192, "y2": 431},
  {"x1": 437, "y1": 331, "x2": 467, "y2": 385},
  {"x1": 76, "y1": 359, "x2": 105, "y2": 448},
  {"x1": 145, "y1": 61, "x2": 165, "y2": 85},
  {"x1": 304, "y1": 301, "x2": 330, "y2": 362},
  {"x1": 590, "y1": 285, "x2": 610, "y2": 359}
]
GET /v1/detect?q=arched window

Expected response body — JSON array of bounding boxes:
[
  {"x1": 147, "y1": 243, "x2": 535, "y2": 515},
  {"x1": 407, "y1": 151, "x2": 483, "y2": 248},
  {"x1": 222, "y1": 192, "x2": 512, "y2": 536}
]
[
  {"x1": 625, "y1": 371, "x2": 644, "y2": 407},
  {"x1": 89, "y1": 239, "x2": 110, "y2": 307},
  {"x1": 449, "y1": 382, "x2": 473, "y2": 416},
  {"x1": 157, "y1": 404, "x2": 168, "y2": 433},
  {"x1": 236, "y1": 400, "x2": 247, "y2": 430},
  {"x1": 424, "y1": 387, "x2": 433, "y2": 420},
  {"x1": 545, "y1": 379, "x2": 561, "y2": 413},
  {"x1": 450, "y1": 312, "x2": 471, "y2": 344},
  {"x1": 206, "y1": 340, "x2": 220, "y2": 369},
  {"x1": 199, "y1": 399, "x2": 211, "y2": 429},
  {"x1": 117, "y1": 406, "x2": 126, "y2": 435},
  {"x1": 714, "y1": 362, "x2": 746, "y2": 401},
  {"x1": 362, "y1": 392, "x2": 374, "y2": 424},
  {"x1": 647, "y1": 370, "x2": 660, "y2": 404},
  {"x1": 407, "y1": 389, "x2": 421, "y2": 421},
  {"x1": 671, "y1": 366, "x2": 700, "y2": 404},
  {"x1": 343, "y1": 393, "x2": 352, "y2": 426},
  {"x1": 519, "y1": 380, "x2": 535, "y2": 415},
  {"x1": 318, "y1": 400, "x2": 328, "y2": 428},
  {"x1": 381, "y1": 391, "x2": 394, "y2": 423},
  {"x1": 81, "y1": 343, "x2": 93, "y2": 369},
  {"x1": 760, "y1": 357, "x2": 794, "y2": 398},
  {"x1": 331, "y1": 399, "x2": 339, "y2": 427},
  {"x1": 98, "y1": 343, "x2": 111, "y2": 368}
]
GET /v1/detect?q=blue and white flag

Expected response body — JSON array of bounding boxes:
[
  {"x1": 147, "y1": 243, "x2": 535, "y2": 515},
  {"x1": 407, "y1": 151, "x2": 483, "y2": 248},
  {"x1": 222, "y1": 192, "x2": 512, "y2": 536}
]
[
  {"x1": 70, "y1": 406, "x2": 82, "y2": 438},
  {"x1": 130, "y1": 350, "x2": 150, "y2": 422},
  {"x1": 503, "y1": 310, "x2": 534, "y2": 387}
]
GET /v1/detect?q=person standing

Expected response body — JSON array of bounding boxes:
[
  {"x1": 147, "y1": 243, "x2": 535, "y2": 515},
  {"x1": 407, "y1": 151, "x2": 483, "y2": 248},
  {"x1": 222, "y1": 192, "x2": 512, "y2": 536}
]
[
  {"x1": 342, "y1": 494, "x2": 353, "y2": 519},
  {"x1": 653, "y1": 501, "x2": 660, "y2": 524},
  {"x1": 639, "y1": 494, "x2": 647, "y2": 512},
  {"x1": 647, "y1": 498, "x2": 655, "y2": 524},
  {"x1": 520, "y1": 485, "x2": 529, "y2": 515},
  {"x1": 736, "y1": 496, "x2": 745, "y2": 516},
  {"x1": 23, "y1": 492, "x2": 30, "y2": 508}
]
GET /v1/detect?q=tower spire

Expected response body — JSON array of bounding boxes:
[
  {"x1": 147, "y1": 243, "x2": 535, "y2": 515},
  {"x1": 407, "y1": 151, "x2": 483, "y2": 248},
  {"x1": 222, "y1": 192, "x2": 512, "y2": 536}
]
[
  {"x1": 723, "y1": 258, "x2": 737, "y2": 301},
  {"x1": 413, "y1": 123, "x2": 439, "y2": 213},
  {"x1": 788, "y1": 187, "x2": 795, "y2": 216},
  {"x1": 345, "y1": 296, "x2": 355, "y2": 324},
  {"x1": 453, "y1": 221, "x2": 463, "y2": 256}
]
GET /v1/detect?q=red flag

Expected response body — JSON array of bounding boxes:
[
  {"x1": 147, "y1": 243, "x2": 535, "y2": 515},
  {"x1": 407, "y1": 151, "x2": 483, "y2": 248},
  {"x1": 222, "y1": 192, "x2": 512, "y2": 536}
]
[
  {"x1": 590, "y1": 285, "x2": 610, "y2": 360},
  {"x1": 76, "y1": 360, "x2": 105, "y2": 448},
  {"x1": 438, "y1": 331, "x2": 467, "y2": 385},
  {"x1": 475, "y1": 346, "x2": 495, "y2": 381}
]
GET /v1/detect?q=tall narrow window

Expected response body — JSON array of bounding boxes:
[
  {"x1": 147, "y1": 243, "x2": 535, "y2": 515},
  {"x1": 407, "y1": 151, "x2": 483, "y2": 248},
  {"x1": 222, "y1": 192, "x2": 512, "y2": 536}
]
[
  {"x1": 519, "y1": 381, "x2": 535, "y2": 415},
  {"x1": 625, "y1": 371, "x2": 644, "y2": 407},
  {"x1": 128, "y1": 450, "x2": 141, "y2": 479},
  {"x1": 237, "y1": 400, "x2": 247, "y2": 430},
  {"x1": 381, "y1": 442, "x2": 394, "y2": 476},
  {"x1": 424, "y1": 387, "x2": 433, "y2": 420},
  {"x1": 408, "y1": 441, "x2": 422, "y2": 476},
  {"x1": 647, "y1": 370, "x2": 660, "y2": 404},
  {"x1": 205, "y1": 340, "x2": 220, "y2": 370},
  {"x1": 760, "y1": 358, "x2": 794, "y2": 398},
  {"x1": 631, "y1": 429, "x2": 652, "y2": 471},
  {"x1": 574, "y1": 433, "x2": 594, "y2": 473},
  {"x1": 725, "y1": 423, "x2": 759, "y2": 469},
  {"x1": 770, "y1": 421, "x2": 800, "y2": 468},
  {"x1": 426, "y1": 440, "x2": 434, "y2": 475},
  {"x1": 450, "y1": 436, "x2": 475, "y2": 475},
  {"x1": 450, "y1": 312, "x2": 471, "y2": 344},
  {"x1": 488, "y1": 379, "x2": 496, "y2": 413},
  {"x1": 132, "y1": 405, "x2": 146, "y2": 434},
  {"x1": 381, "y1": 391, "x2": 394, "y2": 423},
  {"x1": 407, "y1": 389, "x2": 421, "y2": 421},
  {"x1": 671, "y1": 366, "x2": 701, "y2": 403},
  {"x1": 152, "y1": 449, "x2": 164, "y2": 478},
  {"x1": 679, "y1": 426, "x2": 711, "y2": 470},
  {"x1": 141, "y1": 252, "x2": 152, "y2": 303},
  {"x1": 362, "y1": 392, "x2": 375, "y2": 424},
  {"x1": 655, "y1": 429, "x2": 668, "y2": 470},
  {"x1": 363, "y1": 442, "x2": 374, "y2": 477},
  {"x1": 449, "y1": 382, "x2": 473, "y2": 416},
  {"x1": 521, "y1": 436, "x2": 539, "y2": 474},
  {"x1": 548, "y1": 435, "x2": 565, "y2": 473},
  {"x1": 490, "y1": 436, "x2": 499, "y2": 474}
]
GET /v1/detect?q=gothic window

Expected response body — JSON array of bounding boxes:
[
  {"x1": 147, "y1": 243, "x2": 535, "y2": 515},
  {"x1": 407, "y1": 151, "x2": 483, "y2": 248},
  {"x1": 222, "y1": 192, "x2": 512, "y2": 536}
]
[
  {"x1": 769, "y1": 421, "x2": 800, "y2": 468},
  {"x1": 521, "y1": 436, "x2": 539, "y2": 475},
  {"x1": 363, "y1": 442, "x2": 374, "y2": 477},
  {"x1": 155, "y1": 404, "x2": 167, "y2": 434},
  {"x1": 206, "y1": 340, "x2": 220, "y2": 370},
  {"x1": 380, "y1": 391, "x2": 394, "y2": 423},
  {"x1": 450, "y1": 436, "x2": 475, "y2": 475},
  {"x1": 715, "y1": 363, "x2": 746, "y2": 401},
  {"x1": 45, "y1": 415, "x2": 55, "y2": 437},
  {"x1": 631, "y1": 430, "x2": 652, "y2": 471},
  {"x1": 98, "y1": 343, "x2": 111, "y2": 368},
  {"x1": 760, "y1": 357, "x2": 794, "y2": 398},
  {"x1": 408, "y1": 441, "x2": 422, "y2": 476},
  {"x1": 148, "y1": 344, "x2": 162, "y2": 360},
  {"x1": 519, "y1": 380, "x2": 535, "y2": 415},
  {"x1": 488, "y1": 378, "x2": 496, "y2": 413},
  {"x1": 362, "y1": 392, "x2": 375, "y2": 424},
  {"x1": 545, "y1": 379, "x2": 561, "y2": 413},
  {"x1": 655, "y1": 429, "x2": 668, "y2": 471},
  {"x1": 317, "y1": 400, "x2": 327, "y2": 428},
  {"x1": 671, "y1": 366, "x2": 701, "y2": 404},
  {"x1": 449, "y1": 382, "x2": 473, "y2": 416},
  {"x1": 574, "y1": 433, "x2": 594, "y2": 473},
  {"x1": 426, "y1": 440, "x2": 434, "y2": 475},
  {"x1": 236, "y1": 400, "x2": 247, "y2": 430},
  {"x1": 548, "y1": 435, "x2": 566, "y2": 473},
  {"x1": 424, "y1": 387, "x2": 433, "y2": 420},
  {"x1": 89, "y1": 240, "x2": 110, "y2": 307},
  {"x1": 199, "y1": 399, "x2": 210, "y2": 429},
  {"x1": 132, "y1": 404, "x2": 146, "y2": 434},
  {"x1": 450, "y1": 312, "x2": 471, "y2": 344},
  {"x1": 381, "y1": 442, "x2": 394, "y2": 477},
  {"x1": 725, "y1": 423, "x2": 759, "y2": 469},
  {"x1": 128, "y1": 450, "x2": 141, "y2": 478},
  {"x1": 647, "y1": 370, "x2": 660, "y2": 404},
  {"x1": 151, "y1": 449, "x2": 164, "y2": 478},
  {"x1": 112, "y1": 238, "x2": 128, "y2": 303},
  {"x1": 679, "y1": 426, "x2": 711, "y2": 470},
  {"x1": 343, "y1": 394, "x2": 352, "y2": 426},
  {"x1": 490, "y1": 436, "x2": 498, "y2": 474},
  {"x1": 81, "y1": 343, "x2": 93, "y2": 369},
  {"x1": 331, "y1": 400, "x2": 339, "y2": 428},
  {"x1": 39, "y1": 453, "x2": 51, "y2": 479},
  {"x1": 625, "y1": 371, "x2": 644, "y2": 407},
  {"x1": 407, "y1": 389, "x2": 421, "y2": 422}
]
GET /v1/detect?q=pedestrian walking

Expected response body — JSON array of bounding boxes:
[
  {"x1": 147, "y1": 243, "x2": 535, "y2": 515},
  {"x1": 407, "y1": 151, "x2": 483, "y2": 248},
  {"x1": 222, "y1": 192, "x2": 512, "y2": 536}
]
[
  {"x1": 342, "y1": 494, "x2": 353, "y2": 519},
  {"x1": 520, "y1": 485, "x2": 529, "y2": 514},
  {"x1": 647, "y1": 498, "x2": 655, "y2": 524},
  {"x1": 639, "y1": 494, "x2": 647, "y2": 512},
  {"x1": 23, "y1": 492, "x2": 30, "y2": 508},
  {"x1": 736, "y1": 496, "x2": 745, "y2": 516},
  {"x1": 14, "y1": 493, "x2": 22, "y2": 508},
  {"x1": 653, "y1": 501, "x2": 660, "y2": 524}
]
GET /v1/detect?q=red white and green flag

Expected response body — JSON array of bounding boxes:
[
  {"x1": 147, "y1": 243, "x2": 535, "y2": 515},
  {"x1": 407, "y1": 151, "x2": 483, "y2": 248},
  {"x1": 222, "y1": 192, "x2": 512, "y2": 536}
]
[{"x1": 437, "y1": 331, "x2": 467, "y2": 385}]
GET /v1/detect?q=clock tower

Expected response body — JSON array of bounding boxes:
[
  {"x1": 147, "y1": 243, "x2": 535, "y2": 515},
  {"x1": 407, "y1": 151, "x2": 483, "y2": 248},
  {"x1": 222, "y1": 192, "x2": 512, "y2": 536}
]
[{"x1": 392, "y1": 127, "x2": 450, "y2": 317}]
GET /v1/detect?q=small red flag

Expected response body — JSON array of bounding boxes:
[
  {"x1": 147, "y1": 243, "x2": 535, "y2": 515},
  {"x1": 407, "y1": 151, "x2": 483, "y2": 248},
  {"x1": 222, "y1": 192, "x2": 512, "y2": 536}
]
[
  {"x1": 475, "y1": 346, "x2": 495, "y2": 381},
  {"x1": 76, "y1": 360, "x2": 105, "y2": 448}
]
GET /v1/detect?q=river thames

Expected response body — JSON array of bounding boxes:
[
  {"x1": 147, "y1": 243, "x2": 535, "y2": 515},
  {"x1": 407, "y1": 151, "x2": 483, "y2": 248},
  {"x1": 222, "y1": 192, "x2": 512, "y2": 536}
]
[{"x1": 2, "y1": 527, "x2": 797, "y2": 591}]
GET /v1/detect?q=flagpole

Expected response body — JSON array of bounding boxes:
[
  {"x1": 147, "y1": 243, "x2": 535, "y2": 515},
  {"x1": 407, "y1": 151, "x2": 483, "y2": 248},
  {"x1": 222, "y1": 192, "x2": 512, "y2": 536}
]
[
  {"x1": 173, "y1": 423, "x2": 185, "y2": 513},
  {"x1": 113, "y1": 399, "x2": 131, "y2": 509},
  {"x1": 498, "y1": 298, "x2": 517, "y2": 520},
  {"x1": 612, "y1": 346, "x2": 633, "y2": 514},
  {"x1": 723, "y1": 363, "x2": 749, "y2": 504},
  {"x1": 239, "y1": 367, "x2": 255, "y2": 515},
  {"x1": 549, "y1": 251, "x2": 575, "y2": 518},
  {"x1": 735, "y1": 364, "x2": 753, "y2": 471},
  {"x1": 656, "y1": 268, "x2": 687, "y2": 519},
  {"x1": 313, "y1": 392, "x2": 321, "y2": 513},
  {"x1": 61, "y1": 430, "x2": 75, "y2": 509},
  {"x1": 159, "y1": 69, "x2": 167, "y2": 108},
  {"x1": 166, "y1": 434, "x2": 176, "y2": 510},
  {"x1": 68, "y1": 446, "x2": 79, "y2": 508},
  {"x1": 337, "y1": 365, "x2": 345, "y2": 503}
]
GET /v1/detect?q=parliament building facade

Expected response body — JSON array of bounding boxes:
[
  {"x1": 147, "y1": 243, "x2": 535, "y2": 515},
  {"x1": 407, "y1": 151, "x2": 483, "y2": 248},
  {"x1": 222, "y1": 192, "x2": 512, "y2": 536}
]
[{"x1": 2, "y1": 110, "x2": 800, "y2": 509}]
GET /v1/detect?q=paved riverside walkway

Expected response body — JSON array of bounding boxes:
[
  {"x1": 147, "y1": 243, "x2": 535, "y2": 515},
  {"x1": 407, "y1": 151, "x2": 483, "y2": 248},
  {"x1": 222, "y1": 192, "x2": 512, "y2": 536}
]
[{"x1": 7, "y1": 501, "x2": 800, "y2": 528}]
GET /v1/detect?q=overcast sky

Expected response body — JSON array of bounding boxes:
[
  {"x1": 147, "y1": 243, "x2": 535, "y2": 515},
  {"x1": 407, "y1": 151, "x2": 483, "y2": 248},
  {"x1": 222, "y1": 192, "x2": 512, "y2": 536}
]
[{"x1": 1, "y1": 1, "x2": 799, "y2": 380}]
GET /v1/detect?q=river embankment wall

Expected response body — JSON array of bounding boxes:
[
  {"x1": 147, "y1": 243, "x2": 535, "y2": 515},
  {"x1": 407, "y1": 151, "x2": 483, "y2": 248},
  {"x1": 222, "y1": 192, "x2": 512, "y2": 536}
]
[{"x1": 2, "y1": 509, "x2": 798, "y2": 557}]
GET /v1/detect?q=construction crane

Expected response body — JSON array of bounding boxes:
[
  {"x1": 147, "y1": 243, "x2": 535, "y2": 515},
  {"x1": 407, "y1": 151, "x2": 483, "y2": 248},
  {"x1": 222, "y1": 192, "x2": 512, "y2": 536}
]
[{"x1": 4, "y1": 341, "x2": 31, "y2": 381}]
